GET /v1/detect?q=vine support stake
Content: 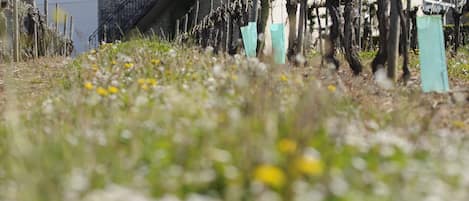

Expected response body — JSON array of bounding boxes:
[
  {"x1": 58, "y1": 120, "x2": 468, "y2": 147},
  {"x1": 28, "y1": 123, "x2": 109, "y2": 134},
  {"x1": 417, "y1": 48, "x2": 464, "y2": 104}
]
[
  {"x1": 44, "y1": 0, "x2": 48, "y2": 25},
  {"x1": 13, "y1": 0, "x2": 19, "y2": 62}
]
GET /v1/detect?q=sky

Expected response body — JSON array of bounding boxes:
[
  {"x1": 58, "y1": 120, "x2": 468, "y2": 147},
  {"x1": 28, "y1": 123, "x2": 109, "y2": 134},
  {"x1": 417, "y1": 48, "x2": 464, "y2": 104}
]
[{"x1": 35, "y1": 0, "x2": 97, "y2": 55}]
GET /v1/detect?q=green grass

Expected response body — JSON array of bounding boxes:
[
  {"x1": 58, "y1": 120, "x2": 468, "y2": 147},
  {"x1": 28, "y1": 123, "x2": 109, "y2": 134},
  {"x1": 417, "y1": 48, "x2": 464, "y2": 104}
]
[
  {"x1": 447, "y1": 48, "x2": 469, "y2": 81},
  {"x1": 0, "y1": 39, "x2": 468, "y2": 201}
]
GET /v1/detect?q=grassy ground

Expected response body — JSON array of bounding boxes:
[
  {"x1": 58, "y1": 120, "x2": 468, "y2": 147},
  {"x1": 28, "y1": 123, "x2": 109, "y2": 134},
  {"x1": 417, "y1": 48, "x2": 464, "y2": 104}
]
[{"x1": 0, "y1": 39, "x2": 468, "y2": 201}]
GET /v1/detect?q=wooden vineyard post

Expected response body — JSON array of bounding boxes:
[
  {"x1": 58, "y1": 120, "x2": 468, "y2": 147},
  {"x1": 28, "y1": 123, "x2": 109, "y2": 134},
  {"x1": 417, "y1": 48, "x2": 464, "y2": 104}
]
[
  {"x1": 210, "y1": 0, "x2": 213, "y2": 13},
  {"x1": 33, "y1": 2, "x2": 39, "y2": 59},
  {"x1": 358, "y1": 0, "x2": 362, "y2": 50},
  {"x1": 225, "y1": 0, "x2": 231, "y2": 52},
  {"x1": 44, "y1": 0, "x2": 48, "y2": 25},
  {"x1": 55, "y1": 3, "x2": 58, "y2": 32},
  {"x1": 297, "y1": 0, "x2": 306, "y2": 54},
  {"x1": 194, "y1": 0, "x2": 199, "y2": 26},
  {"x1": 175, "y1": 19, "x2": 180, "y2": 40},
  {"x1": 63, "y1": 14, "x2": 67, "y2": 36},
  {"x1": 387, "y1": 0, "x2": 400, "y2": 81},
  {"x1": 406, "y1": 0, "x2": 411, "y2": 45},
  {"x1": 63, "y1": 13, "x2": 67, "y2": 56},
  {"x1": 69, "y1": 16, "x2": 73, "y2": 40},
  {"x1": 316, "y1": 7, "x2": 323, "y2": 67},
  {"x1": 55, "y1": 3, "x2": 59, "y2": 56},
  {"x1": 33, "y1": 17, "x2": 38, "y2": 59},
  {"x1": 184, "y1": 14, "x2": 189, "y2": 33},
  {"x1": 13, "y1": 0, "x2": 19, "y2": 62}
]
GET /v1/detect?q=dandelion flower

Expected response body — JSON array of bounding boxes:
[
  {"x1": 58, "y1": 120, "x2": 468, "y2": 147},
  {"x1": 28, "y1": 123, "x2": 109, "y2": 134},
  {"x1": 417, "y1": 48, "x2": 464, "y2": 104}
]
[
  {"x1": 452, "y1": 121, "x2": 465, "y2": 129},
  {"x1": 151, "y1": 59, "x2": 161, "y2": 65},
  {"x1": 254, "y1": 165, "x2": 285, "y2": 188},
  {"x1": 108, "y1": 86, "x2": 119, "y2": 94},
  {"x1": 327, "y1": 85, "x2": 337, "y2": 93},
  {"x1": 146, "y1": 78, "x2": 158, "y2": 86},
  {"x1": 278, "y1": 139, "x2": 297, "y2": 154},
  {"x1": 138, "y1": 78, "x2": 146, "y2": 85},
  {"x1": 84, "y1": 82, "x2": 94, "y2": 90},
  {"x1": 231, "y1": 75, "x2": 238, "y2": 81},
  {"x1": 124, "y1": 63, "x2": 134, "y2": 69},
  {"x1": 294, "y1": 155, "x2": 323, "y2": 176},
  {"x1": 92, "y1": 64, "x2": 99, "y2": 72},
  {"x1": 280, "y1": 74, "x2": 288, "y2": 82},
  {"x1": 96, "y1": 87, "x2": 109, "y2": 96}
]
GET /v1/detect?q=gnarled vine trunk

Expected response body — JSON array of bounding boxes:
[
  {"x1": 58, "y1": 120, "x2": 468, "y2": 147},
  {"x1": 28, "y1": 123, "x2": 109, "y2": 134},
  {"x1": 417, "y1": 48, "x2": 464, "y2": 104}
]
[
  {"x1": 343, "y1": 0, "x2": 363, "y2": 75},
  {"x1": 286, "y1": 0, "x2": 298, "y2": 60},
  {"x1": 387, "y1": 0, "x2": 400, "y2": 80},
  {"x1": 297, "y1": 0, "x2": 306, "y2": 54},
  {"x1": 452, "y1": 8, "x2": 462, "y2": 54},
  {"x1": 324, "y1": 0, "x2": 340, "y2": 69},
  {"x1": 372, "y1": 0, "x2": 389, "y2": 73},
  {"x1": 398, "y1": 0, "x2": 410, "y2": 81}
]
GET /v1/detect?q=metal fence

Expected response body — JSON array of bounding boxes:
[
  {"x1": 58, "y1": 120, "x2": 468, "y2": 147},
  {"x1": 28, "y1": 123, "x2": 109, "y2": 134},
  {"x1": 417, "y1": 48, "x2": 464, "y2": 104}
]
[{"x1": 88, "y1": 0, "x2": 160, "y2": 48}]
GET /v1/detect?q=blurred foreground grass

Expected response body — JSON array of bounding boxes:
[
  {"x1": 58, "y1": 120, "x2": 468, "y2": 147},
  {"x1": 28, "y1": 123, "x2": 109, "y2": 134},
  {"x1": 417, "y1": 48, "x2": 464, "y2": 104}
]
[{"x1": 0, "y1": 39, "x2": 468, "y2": 201}]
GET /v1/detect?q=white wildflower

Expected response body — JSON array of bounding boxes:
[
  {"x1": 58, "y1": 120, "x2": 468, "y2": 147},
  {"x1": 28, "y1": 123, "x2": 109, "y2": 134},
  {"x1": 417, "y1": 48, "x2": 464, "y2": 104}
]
[
  {"x1": 82, "y1": 185, "x2": 154, "y2": 201},
  {"x1": 375, "y1": 68, "x2": 394, "y2": 90}
]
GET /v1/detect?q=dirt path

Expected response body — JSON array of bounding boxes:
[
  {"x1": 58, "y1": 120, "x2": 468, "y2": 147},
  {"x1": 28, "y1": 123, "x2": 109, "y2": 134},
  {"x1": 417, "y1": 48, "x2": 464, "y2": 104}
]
[
  {"x1": 0, "y1": 63, "x2": 4, "y2": 114},
  {"x1": 304, "y1": 57, "x2": 469, "y2": 133},
  {"x1": 0, "y1": 58, "x2": 70, "y2": 115}
]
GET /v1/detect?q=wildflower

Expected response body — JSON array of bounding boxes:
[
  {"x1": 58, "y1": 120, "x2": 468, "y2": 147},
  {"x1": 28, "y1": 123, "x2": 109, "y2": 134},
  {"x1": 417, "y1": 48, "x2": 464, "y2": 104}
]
[
  {"x1": 84, "y1": 82, "x2": 94, "y2": 90},
  {"x1": 277, "y1": 139, "x2": 297, "y2": 154},
  {"x1": 294, "y1": 155, "x2": 323, "y2": 176},
  {"x1": 92, "y1": 64, "x2": 99, "y2": 72},
  {"x1": 327, "y1": 85, "x2": 337, "y2": 93},
  {"x1": 254, "y1": 165, "x2": 285, "y2": 188},
  {"x1": 137, "y1": 78, "x2": 146, "y2": 85},
  {"x1": 151, "y1": 59, "x2": 161, "y2": 65},
  {"x1": 231, "y1": 74, "x2": 238, "y2": 81},
  {"x1": 108, "y1": 86, "x2": 119, "y2": 94},
  {"x1": 124, "y1": 63, "x2": 134, "y2": 69},
  {"x1": 96, "y1": 87, "x2": 109, "y2": 96},
  {"x1": 141, "y1": 84, "x2": 149, "y2": 91},
  {"x1": 146, "y1": 78, "x2": 156, "y2": 86},
  {"x1": 280, "y1": 74, "x2": 288, "y2": 82},
  {"x1": 452, "y1": 120, "x2": 466, "y2": 129},
  {"x1": 111, "y1": 60, "x2": 117, "y2": 65}
]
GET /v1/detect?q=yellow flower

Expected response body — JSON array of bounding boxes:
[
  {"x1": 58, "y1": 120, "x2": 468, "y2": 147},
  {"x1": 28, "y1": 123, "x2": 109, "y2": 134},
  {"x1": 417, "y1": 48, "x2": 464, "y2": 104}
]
[
  {"x1": 280, "y1": 74, "x2": 288, "y2": 82},
  {"x1": 137, "y1": 78, "x2": 146, "y2": 85},
  {"x1": 92, "y1": 64, "x2": 99, "y2": 72},
  {"x1": 151, "y1": 59, "x2": 161, "y2": 65},
  {"x1": 124, "y1": 63, "x2": 134, "y2": 69},
  {"x1": 108, "y1": 86, "x2": 119, "y2": 94},
  {"x1": 327, "y1": 85, "x2": 337, "y2": 93},
  {"x1": 278, "y1": 139, "x2": 297, "y2": 154},
  {"x1": 294, "y1": 156, "x2": 323, "y2": 176},
  {"x1": 231, "y1": 74, "x2": 238, "y2": 81},
  {"x1": 84, "y1": 82, "x2": 94, "y2": 90},
  {"x1": 96, "y1": 87, "x2": 109, "y2": 96},
  {"x1": 254, "y1": 165, "x2": 285, "y2": 188},
  {"x1": 111, "y1": 60, "x2": 117, "y2": 65},
  {"x1": 452, "y1": 121, "x2": 466, "y2": 129},
  {"x1": 141, "y1": 84, "x2": 149, "y2": 91},
  {"x1": 146, "y1": 78, "x2": 158, "y2": 86}
]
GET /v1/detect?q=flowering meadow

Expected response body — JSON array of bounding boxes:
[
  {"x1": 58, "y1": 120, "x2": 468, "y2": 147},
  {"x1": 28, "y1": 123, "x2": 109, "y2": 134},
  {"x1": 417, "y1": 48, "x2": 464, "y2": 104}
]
[{"x1": 0, "y1": 39, "x2": 468, "y2": 201}]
